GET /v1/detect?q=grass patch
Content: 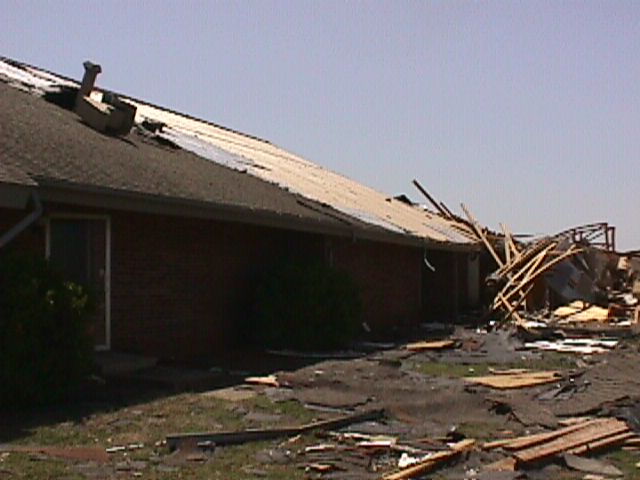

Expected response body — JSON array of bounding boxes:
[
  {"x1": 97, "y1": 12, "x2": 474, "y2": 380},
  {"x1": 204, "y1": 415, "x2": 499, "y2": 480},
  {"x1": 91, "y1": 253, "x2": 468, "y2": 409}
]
[
  {"x1": 510, "y1": 352, "x2": 576, "y2": 372},
  {"x1": 455, "y1": 421, "x2": 505, "y2": 442},
  {"x1": 3, "y1": 389, "x2": 319, "y2": 479},
  {"x1": 0, "y1": 453, "x2": 83, "y2": 479},
  {"x1": 174, "y1": 440, "x2": 307, "y2": 480},
  {"x1": 606, "y1": 449, "x2": 640, "y2": 478}
]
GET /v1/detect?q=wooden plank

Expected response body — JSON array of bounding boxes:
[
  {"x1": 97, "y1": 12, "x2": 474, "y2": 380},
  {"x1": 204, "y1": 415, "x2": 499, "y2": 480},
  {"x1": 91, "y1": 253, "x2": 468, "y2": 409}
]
[
  {"x1": 500, "y1": 223, "x2": 512, "y2": 264},
  {"x1": 406, "y1": 340, "x2": 455, "y2": 351},
  {"x1": 514, "y1": 418, "x2": 629, "y2": 466},
  {"x1": 497, "y1": 245, "x2": 581, "y2": 309},
  {"x1": 381, "y1": 439, "x2": 474, "y2": 480},
  {"x1": 557, "y1": 417, "x2": 594, "y2": 427},
  {"x1": 567, "y1": 431, "x2": 636, "y2": 455},
  {"x1": 491, "y1": 245, "x2": 554, "y2": 312},
  {"x1": 245, "y1": 374, "x2": 279, "y2": 387},
  {"x1": 166, "y1": 408, "x2": 385, "y2": 451},
  {"x1": 461, "y1": 203, "x2": 504, "y2": 267},
  {"x1": 494, "y1": 237, "x2": 553, "y2": 280},
  {"x1": 500, "y1": 223, "x2": 520, "y2": 257},
  {"x1": 482, "y1": 419, "x2": 602, "y2": 451},
  {"x1": 496, "y1": 288, "x2": 532, "y2": 328},
  {"x1": 624, "y1": 437, "x2": 640, "y2": 446},
  {"x1": 483, "y1": 456, "x2": 516, "y2": 472},
  {"x1": 465, "y1": 371, "x2": 560, "y2": 390}
]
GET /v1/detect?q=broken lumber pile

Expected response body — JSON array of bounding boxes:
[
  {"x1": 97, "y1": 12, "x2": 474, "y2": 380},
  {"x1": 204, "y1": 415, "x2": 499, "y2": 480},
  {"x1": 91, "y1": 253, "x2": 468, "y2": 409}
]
[
  {"x1": 483, "y1": 417, "x2": 635, "y2": 470},
  {"x1": 461, "y1": 204, "x2": 586, "y2": 328},
  {"x1": 381, "y1": 439, "x2": 475, "y2": 480},
  {"x1": 461, "y1": 207, "x2": 639, "y2": 332}
]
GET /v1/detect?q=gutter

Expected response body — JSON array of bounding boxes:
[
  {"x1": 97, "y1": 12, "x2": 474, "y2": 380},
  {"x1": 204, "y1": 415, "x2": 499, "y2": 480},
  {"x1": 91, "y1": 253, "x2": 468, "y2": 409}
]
[{"x1": 0, "y1": 191, "x2": 43, "y2": 249}]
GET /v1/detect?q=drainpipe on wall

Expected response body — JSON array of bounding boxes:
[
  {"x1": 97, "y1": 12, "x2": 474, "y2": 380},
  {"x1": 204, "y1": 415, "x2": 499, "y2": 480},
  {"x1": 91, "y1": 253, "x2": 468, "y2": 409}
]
[{"x1": 0, "y1": 192, "x2": 43, "y2": 249}]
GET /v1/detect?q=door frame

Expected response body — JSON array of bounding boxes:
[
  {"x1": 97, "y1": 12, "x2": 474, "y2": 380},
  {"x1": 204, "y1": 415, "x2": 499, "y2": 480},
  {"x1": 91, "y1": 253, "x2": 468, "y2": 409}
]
[{"x1": 45, "y1": 214, "x2": 112, "y2": 351}]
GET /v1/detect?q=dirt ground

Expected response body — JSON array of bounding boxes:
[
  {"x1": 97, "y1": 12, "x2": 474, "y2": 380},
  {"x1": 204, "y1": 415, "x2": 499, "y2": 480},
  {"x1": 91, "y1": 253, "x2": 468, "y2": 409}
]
[{"x1": 1, "y1": 325, "x2": 640, "y2": 479}]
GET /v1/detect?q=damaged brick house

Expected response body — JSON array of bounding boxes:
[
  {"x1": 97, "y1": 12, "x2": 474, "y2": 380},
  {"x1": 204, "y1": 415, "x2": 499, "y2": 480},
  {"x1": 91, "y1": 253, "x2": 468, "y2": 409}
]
[{"x1": 0, "y1": 57, "x2": 480, "y2": 359}]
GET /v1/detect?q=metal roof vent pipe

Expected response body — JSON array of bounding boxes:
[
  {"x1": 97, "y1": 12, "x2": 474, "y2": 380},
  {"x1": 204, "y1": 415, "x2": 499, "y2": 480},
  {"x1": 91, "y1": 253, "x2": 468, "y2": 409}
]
[
  {"x1": 78, "y1": 61, "x2": 102, "y2": 99},
  {"x1": 74, "y1": 60, "x2": 137, "y2": 136}
]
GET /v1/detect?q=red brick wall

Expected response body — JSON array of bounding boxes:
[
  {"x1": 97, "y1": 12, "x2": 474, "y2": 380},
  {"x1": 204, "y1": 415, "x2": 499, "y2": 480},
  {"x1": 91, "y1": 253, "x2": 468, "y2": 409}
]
[
  {"x1": 0, "y1": 207, "x2": 46, "y2": 254},
  {"x1": 330, "y1": 238, "x2": 422, "y2": 333},
  {"x1": 1, "y1": 203, "x2": 430, "y2": 358},
  {"x1": 109, "y1": 210, "x2": 324, "y2": 359}
]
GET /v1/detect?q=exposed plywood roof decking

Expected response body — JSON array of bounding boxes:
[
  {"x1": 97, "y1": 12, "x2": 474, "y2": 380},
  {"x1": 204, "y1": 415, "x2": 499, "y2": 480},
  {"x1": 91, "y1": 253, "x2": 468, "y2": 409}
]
[{"x1": 127, "y1": 100, "x2": 476, "y2": 245}]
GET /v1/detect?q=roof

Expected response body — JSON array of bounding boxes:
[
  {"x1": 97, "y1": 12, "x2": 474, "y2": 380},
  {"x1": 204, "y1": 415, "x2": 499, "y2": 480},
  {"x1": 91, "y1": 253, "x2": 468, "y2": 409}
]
[
  {"x1": 0, "y1": 162, "x2": 36, "y2": 187},
  {"x1": 0, "y1": 57, "x2": 477, "y2": 247}
]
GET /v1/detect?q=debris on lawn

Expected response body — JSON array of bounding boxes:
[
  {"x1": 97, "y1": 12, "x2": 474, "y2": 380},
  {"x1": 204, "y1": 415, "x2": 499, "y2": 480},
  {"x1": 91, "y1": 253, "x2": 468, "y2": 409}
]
[
  {"x1": 0, "y1": 445, "x2": 110, "y2": 463},
  {"x1": 483, "y1": 417, "x2": 636, "y2": 470},
  {"x1": 4, "y1": 211, "x2": 640, "y2": 479},
  {"x1": 166, "y1": 408, "x2": 385, "y2": 451},
  {"x1": 245, "y1": 374, "x2": 281, "y2": 388},
  {"x1": 524, "y1": 338, "x2": 619, "y2": 354},
  {"x1": 381, "y1": 438, "x2": 475, "y2": 480}
]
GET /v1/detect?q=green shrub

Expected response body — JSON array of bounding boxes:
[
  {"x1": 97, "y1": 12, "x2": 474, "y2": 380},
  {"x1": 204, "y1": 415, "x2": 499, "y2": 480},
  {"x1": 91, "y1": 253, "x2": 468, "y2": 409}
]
[
  {"x1": 251, "y1": 260, "x2": 362, "y2": 350},
  {"x1": 0, "y1": 253, "x2": 94, "y2": 407}
]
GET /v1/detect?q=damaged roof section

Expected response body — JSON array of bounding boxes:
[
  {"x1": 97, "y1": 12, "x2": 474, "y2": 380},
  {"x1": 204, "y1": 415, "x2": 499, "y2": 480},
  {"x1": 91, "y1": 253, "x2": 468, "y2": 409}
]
[
  {"x1": 0, "y1": 82, "x2": 386, "y2": 235},
  {"x1": 0, "y1": 57, "x2": 477, "y2": 248},
  {"x1": 463, "y1": 205, "x2": 639, "y2": 335}
]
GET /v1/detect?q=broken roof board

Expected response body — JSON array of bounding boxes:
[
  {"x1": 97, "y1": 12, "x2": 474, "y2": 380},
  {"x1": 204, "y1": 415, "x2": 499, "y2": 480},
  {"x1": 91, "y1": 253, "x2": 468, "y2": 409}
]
[{"x1": 0, "y1": 58, "x2": 477, "y2": 247}]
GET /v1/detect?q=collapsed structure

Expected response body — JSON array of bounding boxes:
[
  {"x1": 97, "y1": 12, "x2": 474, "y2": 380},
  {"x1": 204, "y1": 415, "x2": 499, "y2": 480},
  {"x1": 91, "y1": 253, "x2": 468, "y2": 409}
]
[{"x1": 464, "y1": 208, "x2": 640, "y2": 335}]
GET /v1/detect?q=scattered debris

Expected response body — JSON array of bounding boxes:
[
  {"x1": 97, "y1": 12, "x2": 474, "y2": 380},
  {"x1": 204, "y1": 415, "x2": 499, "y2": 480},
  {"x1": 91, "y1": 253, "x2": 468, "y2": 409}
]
[
  {"x1": 405, "y1": 340, "x2": 455, "y2": 352},
  {"x1": 166, "y1": 408, "x2": 385, "y2": 451},
  {"x1": 381, "y1": 438, "x2": 475, "y2": 479},
  {"x1": 483, "y1": 417, "x2": 635, "y2": 469},
  {"x1": 245, "y1": 374, "x2": 281, "y2": 388},
  {"x1": 524, "y1": 338, "x2": 618, "y2": 354}
]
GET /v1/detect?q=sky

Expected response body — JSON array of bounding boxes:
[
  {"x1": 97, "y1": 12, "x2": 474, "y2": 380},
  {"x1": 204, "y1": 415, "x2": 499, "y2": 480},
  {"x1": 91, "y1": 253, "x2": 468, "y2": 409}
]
[{"x1": 3, "y1": 1, "x2": 639, "y2": 249}]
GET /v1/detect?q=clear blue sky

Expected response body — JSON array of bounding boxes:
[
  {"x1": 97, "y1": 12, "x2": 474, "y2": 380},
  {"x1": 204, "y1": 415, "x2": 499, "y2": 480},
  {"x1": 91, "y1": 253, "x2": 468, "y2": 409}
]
[{"x1": 3, "y1": 1, "x2": 638, "y2": 249}]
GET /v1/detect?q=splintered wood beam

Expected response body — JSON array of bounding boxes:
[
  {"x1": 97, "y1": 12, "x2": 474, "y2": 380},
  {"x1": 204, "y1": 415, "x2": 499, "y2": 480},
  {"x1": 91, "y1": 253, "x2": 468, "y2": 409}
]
[
  {"x1": 498, "y1": 285, "x2": 534, "y2": 328},
  {"x1": 501, "y1": 223, "x2": 520, "y2": 255},
  {"x1": 460, "y1": 203, "x2": 504, "y2": 267},
  {"x1": 166, "y1": 409, "x2": 385, "y2": 451},
  {"x1": 491, "y1": 246, "x2": 553, "y2": 312},
  {"x1": 439, "y1": 201, "x2": 455, "y2": 218},
  {"x1": 495, "y1": 245, "x2": 579, "y2": 311},
  {"x1": 494, "y1": 237, "x2": 553, "y2": 279},
  {"x1": 412, "y1": 179, "x2": 448, "y2": 217}
]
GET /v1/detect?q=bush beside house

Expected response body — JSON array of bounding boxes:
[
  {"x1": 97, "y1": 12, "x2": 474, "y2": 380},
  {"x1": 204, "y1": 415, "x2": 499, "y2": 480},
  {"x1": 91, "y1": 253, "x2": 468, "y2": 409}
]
[
  {"x1": 250, "y1": 260, "x2": 363, "y2": 350},
  {"x1": 0, "y1": 254, "x2": 94, "y2": 407}
]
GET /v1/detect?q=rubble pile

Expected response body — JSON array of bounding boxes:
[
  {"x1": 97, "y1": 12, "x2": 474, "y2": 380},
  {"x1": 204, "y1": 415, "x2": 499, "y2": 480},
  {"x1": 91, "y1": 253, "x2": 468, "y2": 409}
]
[{"x1": 464, "y1": 211, "x2": 640, "y2": 336}]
